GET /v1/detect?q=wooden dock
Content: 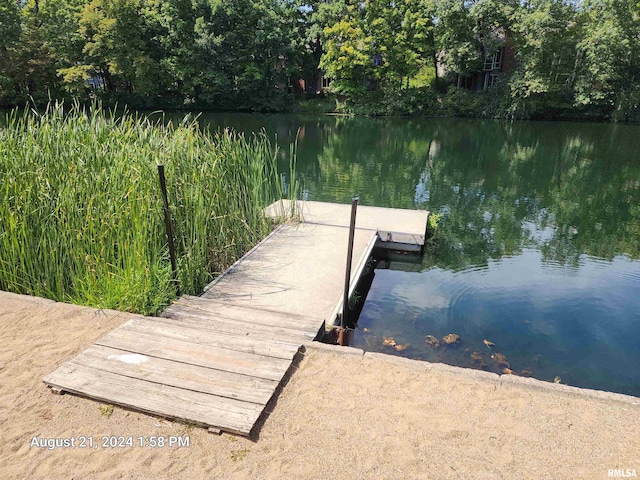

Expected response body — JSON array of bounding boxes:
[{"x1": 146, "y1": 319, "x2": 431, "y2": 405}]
[{"x1": 44, "y1": 201, "x2": 428, "y2": 436}]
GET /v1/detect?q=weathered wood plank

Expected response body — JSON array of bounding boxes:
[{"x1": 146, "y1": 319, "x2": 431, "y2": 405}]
[
  {"x1": 168, "y1": 295, "x2": 323, "y2": 331},
  {"x1": 376, "y1": 231, "x2": 425, "y2": 246},
  {"x1": 375, "y1": 241, "x2": 422, "y2": 253},
  {"x1": 43, "y1": 363, "x2": 262, "y2": 435},
  {"x1": 96, "y1": 329, "x2": 292, "y2": 381},
  {"x1": 119, "y1": 317, "x2": 300, "y2": 360},
  {"x1": 162, "y1": 303, "x2": 320, "y2": 337},
  {"x1": 70, "y1": 345, "x2": 278, "y2": 405},
  {"x1": 161, "y1": 308, "x2": 317, "y2": 343},
  {"x1": 179, "y1": 294, "x2": 323, "y2": 320},
  {"x1": 265, "y1": 200, "x2": 429, "y2": 237},
  {"x1": 199, "y1": 224, "x2": 375, "y2": 321}
]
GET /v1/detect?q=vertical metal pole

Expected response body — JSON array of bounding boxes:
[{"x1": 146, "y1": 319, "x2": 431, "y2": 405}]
[
  {"x1": 339, "y1": 197, "x2": 358, "y2": 346},
  {"x1": 157, "y1": 164, "x2": 180, "y2": 296}
]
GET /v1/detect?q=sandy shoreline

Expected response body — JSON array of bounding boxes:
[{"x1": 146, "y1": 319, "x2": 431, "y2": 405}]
[{"x1": 1, "y1": 290, "x2": 638, "y2": 479}]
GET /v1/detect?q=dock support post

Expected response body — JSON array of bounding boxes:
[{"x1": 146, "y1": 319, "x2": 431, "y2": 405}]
[
  {"x1": 157, "y1": 164, "x2": 180, "y2": 296},
  {"x1": 338, "y1": 197, "x2": 358, "y2": 346}
]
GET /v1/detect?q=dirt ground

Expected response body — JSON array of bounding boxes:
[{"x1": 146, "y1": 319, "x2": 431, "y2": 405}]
[{"x1": 0, "y1": 291, "x2": 638, "y2": 480}]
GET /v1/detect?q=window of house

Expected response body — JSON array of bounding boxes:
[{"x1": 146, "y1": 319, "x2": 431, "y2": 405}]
[
  {"x1": 86, "y1": 75, "x2": 105, "y2": 90},
  {"x1": 322, "y1": 77, "x2": 331, "y2": 89},
  {"x1": 459, "y1": 75, "x2": 474, "y2": 90},
  {"x1": 484, "y1": 48, "x2": 503, "y2": 71},
  {"x1": 484, "y1": 73, "x2": 499, "y2": 89}
]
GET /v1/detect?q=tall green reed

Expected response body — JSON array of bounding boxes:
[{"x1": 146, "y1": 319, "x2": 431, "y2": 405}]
[{"x1": 0, "y1": 102, "x2": 296, "y2": 314}]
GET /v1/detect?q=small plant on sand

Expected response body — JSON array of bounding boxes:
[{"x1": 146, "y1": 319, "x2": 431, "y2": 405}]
[
  {"x1": 99, "y1": 404, "x2": 114, "y2": 417},
  {"x1": 230, "y1": 448, "x2": 250, "y2": 462},
  {"x1": 178, "y1": 419, "x2": 196, "y2": 434}
]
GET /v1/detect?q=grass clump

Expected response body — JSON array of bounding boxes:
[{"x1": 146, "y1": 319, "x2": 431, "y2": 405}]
[
  {"x1": 0, "y1": 102, "x2": 293, "y2": 314},
  {"x1": 99, "y1": 404, "x2": 114, "y2": 417}
]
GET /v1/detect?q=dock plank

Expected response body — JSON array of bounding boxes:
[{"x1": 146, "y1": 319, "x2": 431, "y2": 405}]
[
  {"x1": 96, "y1": 329, "x2": 292, "y2": 381},
  {"x1": 161, "y1": 308, "x2": 317, "y2": 343},
  {"x1": 44, "y1": 363, "x2": 262, "y2": 435},
  {"x1": 119, "y1": 317, "x2": 301, "y2": 360},
  {"x1": 69, "y1": 345, "x2": 278, "y2": 405},
  {"x1": 163, "y1": 301, "x2": 321, "y2": 333},
  {"x1": 201, "y1": 223, "x2": 374, "y2": 320},
  {"x1": 376, "y1": 231, "x2": 425, "y2": 246},
  {"x1": 265, "y1": 200, "x2": 429, "y2": 239},
  {"x1": 170, "y1": 295, "x2": 324, "y2": 329}
]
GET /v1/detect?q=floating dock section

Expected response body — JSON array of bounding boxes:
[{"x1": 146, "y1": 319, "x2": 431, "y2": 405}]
[{"x1": 44, "y1": 200, "x2": 428, "y2": 436}]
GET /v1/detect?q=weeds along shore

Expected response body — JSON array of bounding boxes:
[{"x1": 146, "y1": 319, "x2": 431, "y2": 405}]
[{"x1": 0, "y1": 103, "x2": 295, "y2": 314}]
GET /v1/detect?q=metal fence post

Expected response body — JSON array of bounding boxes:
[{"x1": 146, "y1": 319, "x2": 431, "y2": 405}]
[
  {"x1": 338, "y1": 197, "x2": 358, "y2": 346},
  {"x1": 157, "y1": 164, "x2": 180, "y2": 296}
]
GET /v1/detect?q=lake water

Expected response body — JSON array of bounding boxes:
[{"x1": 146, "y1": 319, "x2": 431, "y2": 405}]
[{"x1": 192, "y1": 113, "x2": 640, "y2": 397}]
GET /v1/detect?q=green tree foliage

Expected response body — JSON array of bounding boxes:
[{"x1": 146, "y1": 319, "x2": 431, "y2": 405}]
[
  {"x1": 0, "y1": 0, "x2": 22, "y2": 102},
  {"x1": 0, "y1": 0, "x2": 21, "y2": 50},
  {"x1": 507, "y1": 0, "x2": 581, "y2": 117},
  {"x1": 295, "y1": 0, "x2": 348, "y2": 93},
  {"x1": 435, "y1": 0, "x2": 478, "y2": 77},
  {"x1": 0, "y1": 0, "x2": 25, "y2": 101},
  {"x1": 191, "y1": 0, "x2": 299, "y2": 109},
  {"x1": 574, "y1": 0, "x2": 640, "y2": 118},
  {"x1": 320, "y1": 0, "x2": 437, "y2": 94},
  {"x1": 0, "y1": 0, "x2": 304, "y2": 109},
  {"x1": 39, "y1": 0, "x2": 86, "y2": 78},
  {"x1": 366, "y1": 0, "x2": 435, "y2": 88},
  {"x1": 143, "y1": 0, "x2": 198, "y2": 96},
  {"x1": 0, "y1": 0, "x2": 639, "y2": 118},
  {"x1": 1, "y1": 1, "x2": 60, "y2": 104},
  {"x1": 319, "y1": 2, "x2": 371, "y2": 94},
  {"x1": 79, "y1": 0, "x2": 163, "y2": 94},
  {"x1": 434, "y1": 0, "x2": 516, "y2": 80}
]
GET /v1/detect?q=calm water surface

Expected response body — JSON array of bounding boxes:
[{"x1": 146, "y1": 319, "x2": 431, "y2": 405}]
[{"x1": 195, "y1": 113, "x2": 640, "y2": 396}]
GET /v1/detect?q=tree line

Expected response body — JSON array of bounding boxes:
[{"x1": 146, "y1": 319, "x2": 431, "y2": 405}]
[{"x1": 1, "y1": 0, "x2": 639, "y2": 120}]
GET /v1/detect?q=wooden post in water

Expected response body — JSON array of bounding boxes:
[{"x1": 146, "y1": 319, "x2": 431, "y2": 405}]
[
  {"x1": 338, "y1": 197, "x2": 358, "y2": 346},
  {"x1": 157, "y1": 164, "x2": 180, "y2": 296}
]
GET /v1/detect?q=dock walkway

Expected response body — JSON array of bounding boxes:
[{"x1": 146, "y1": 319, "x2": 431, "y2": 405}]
[{"x1": 44, "y1": 201, "x2": 428, "y2": 436}]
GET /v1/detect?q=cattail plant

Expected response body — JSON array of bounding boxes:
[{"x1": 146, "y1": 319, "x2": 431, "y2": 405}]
[{"x1": 0, "y1": 102, "x2": 296, "y2": 314}]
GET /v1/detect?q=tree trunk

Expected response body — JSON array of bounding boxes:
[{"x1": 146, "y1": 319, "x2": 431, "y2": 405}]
[
  {"x1": 429, "y1": 30, "x2": 440, "y2": 92},
  {"x1": 103, "y1": 69, "x2": 115, "y2": 92},
  {"x1": 569, "y1": 49, "x2": 585, "y2": 90}
]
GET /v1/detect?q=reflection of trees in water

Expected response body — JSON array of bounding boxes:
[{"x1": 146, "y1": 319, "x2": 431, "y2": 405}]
[
  {"x1": 295, "y1": 116, "x2": 434, "y2": 208},
  {"x1": 197, "y1": 113, "x2": 640, "y2": 268},
  {"x1": 427, "y1": 121, "x2": 640, "y2": 269},
  {"x1": 293, "y1": 116, "x2": 640, "y2": 270}
]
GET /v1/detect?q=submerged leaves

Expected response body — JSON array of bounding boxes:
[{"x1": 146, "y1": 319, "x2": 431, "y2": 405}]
[
  {"x1": 491, "y1": 353, "x2": 510, "y2": 368},
  {"x1": 383, "y1": 337, "x2": 397, "y2": 347},
  {"x1": 442, "y1": 333, "x2": 460, "y2": 345},
  {"x1": 483, "y1": 339, "x2": 495, "y2": 349},
  {"x1": 425, "y1": 335, "x2": 440, "y2": 347},
  {"x1": 382, "y1": 336, "x2": 410, "y2": 351},
  {"x1": 470, "y1": 351, "x2": 485, "y2": 368}
]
